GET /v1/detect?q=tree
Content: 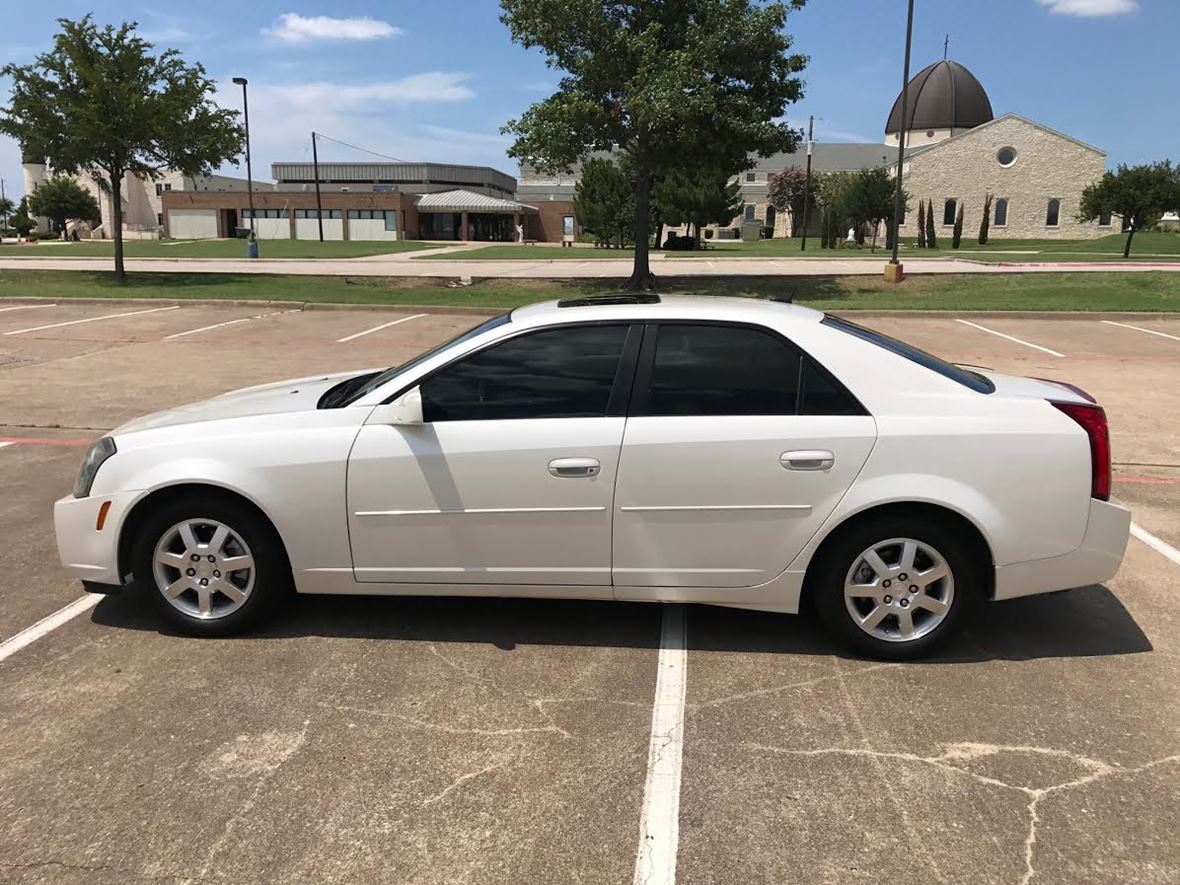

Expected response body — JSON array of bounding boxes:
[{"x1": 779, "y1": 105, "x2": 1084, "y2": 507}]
[
  {"x1": 916, "y1": 199, "x2": 926, "y2": 248},
  {"x1": 655, "y1": 165, "x2": 743, "y2": 249},
  {"x1": 952, "y1": 201, "x2": 964, "y2": 249},
  {"x1": 0, "y1": 16, "x2": 244, "y2": 280},
  {"x1": 500, "y1": 0, "x2": 808, "y2": 288},
  {"x1": 1079, "y1": 161, "x2": 1180, "y2": 258},
  {"x1": 767, "y1": 166, "x2": 814, "y2": 237},
  {"x1": 978, "y1": 193, "x2": 992, "y2": 245},
  {"x1": 843, "y1": 167, "x2": 900, "y2": 253},
  {"x1": 925, "y1": 197, "x2": 937, "y2": 249},
  {"x1": 0, "y1": 196, "x2": 12, "y2": 230},
  {"x1": 27, "y1": 175, "x2": 100, "y2": 234},
  {"x1": 574, "y1": 157, "x2": 634, "y2": 248},
  {"x1": 10, "y1": 197, "x2": 35, "y2": 237}
]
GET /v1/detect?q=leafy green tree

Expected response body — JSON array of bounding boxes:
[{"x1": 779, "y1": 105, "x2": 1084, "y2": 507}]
[
  {"x1": 655, "y1": 166, "x2": 743, "y2": 249},
  {"x1": 952, "y1": 201, "x2": 964, "y2": 249},
  {"x1": 1079, "y1": 161, "x2": 1180, "y2": 258},
  {"x1": 500, "y1": 0, "x2": 808, "y2": 288},
  {"x1": 28, "y1": 175, "x2": 100, "y2": 234},
  {"x1": 925, "y1": 197, "x2": 937, "y2": 249},
  {"x1": 10, "y1": 197, "x2": 35, "y2": 237},
  {"x1": 0, "y1": 196, "x2": 13, "y2": 230},
  {"x1": 767, "y1": 166, "x2": 814, "y2": 237},
  {"x1": 574, "y1": 157, "x2": 634, "y2": 249},
  {"x1": 916, "y1": 199, "x2": 926, "y2": 249},
  {"x1": 978, "y1": 193, "x2": 992, "y2": 245},
  {"x1": 0, "y1": 16, "x2": 244, "y2": 280},
  {"x1": 843, "y1": 167, "x2": 901, "y2": 253}
]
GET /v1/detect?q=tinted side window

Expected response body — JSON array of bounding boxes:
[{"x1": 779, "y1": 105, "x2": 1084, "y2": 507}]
[
  {"x1": 800, "y1": 356, "x2": 863, "y2": 415},
  {"x1": 421, "y1": 325, "x2": 628, "y2": 421},
  {"x1": 640, "y1": 324, "x2": 801, "y2": 416}
]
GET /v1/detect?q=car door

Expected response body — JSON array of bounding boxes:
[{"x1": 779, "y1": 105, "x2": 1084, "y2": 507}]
[
  {"x1": 347, "y1": 322, "x2": 640, "y2": 586},
  {"x1": 612, "y1": 322, "x2": 877, "y2": 589}
]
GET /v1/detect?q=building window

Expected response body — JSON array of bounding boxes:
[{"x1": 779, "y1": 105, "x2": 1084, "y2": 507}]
[
  {"x1": 384, "y1": 210, "x2": 397, "y2": 232},
  {"x1": 156, "y1": 213, "x2": 164, "y2": 226},
  {"x1": 744, "y1": 204, "x2": 756, "y2": 221},
  {"x1": 994, "y1": 198, "x2": 1008, "y2": 227},
  {"x1": 1046, "y1": 199, "x2": 1061, "y2": 227},
  {"x1": 1098, "y1": 211, "x2": 1112, "y2": 227},
  {"x1": 244, "y1": 209, "x2": 285, "y2": 219},
  {"x1": 745, "y1": 172, "x2": 756, "y2": 183},
  {"x1": 943, "y1": 199, "x2": 957, "y2": 226},
  {"x1": 997, "y1": 147, "x2": 1017, "y2": 168}
]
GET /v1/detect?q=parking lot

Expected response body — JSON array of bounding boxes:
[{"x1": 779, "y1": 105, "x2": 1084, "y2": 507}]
[{"x1": 0, "y1": 297, "x2": 1177, "y2": 885}]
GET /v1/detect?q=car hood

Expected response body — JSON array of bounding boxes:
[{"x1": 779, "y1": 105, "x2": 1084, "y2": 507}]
[
  {"x1": 113, "y1": 369, "x2": 381, "y2": 434},
  {"x1": 969, "y1": 368, "x2": 1094, "y2": 405}
]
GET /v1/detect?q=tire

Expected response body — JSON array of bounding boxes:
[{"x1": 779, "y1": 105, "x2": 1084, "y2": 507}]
[
  {"x1": 812, "y1": 515, "x2": 980, "y2": 660},
  {"x1": 130, "y1": 493, "x2": 290, "y2": 637}
]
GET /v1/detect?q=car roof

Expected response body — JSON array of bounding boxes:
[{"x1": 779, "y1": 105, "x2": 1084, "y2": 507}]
[{"x1": 508, "y1": 294, "x2": 825, "y2": 329}]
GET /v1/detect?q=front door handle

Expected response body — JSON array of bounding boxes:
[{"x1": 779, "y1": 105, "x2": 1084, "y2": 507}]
[
  {"x1": 781, "y1": 450, "x2": 835, "y2": 471},
  {"x1": 548, "y1": 457, "x2": 601, "y2": 478}
]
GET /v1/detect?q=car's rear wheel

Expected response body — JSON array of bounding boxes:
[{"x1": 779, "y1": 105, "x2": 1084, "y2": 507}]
[
  {"x1": 813, "y1": 516, "x2": 979, "y2": 660},
  {"x1": 132, "y1": 494, "x2": 288, "y2": 636}
]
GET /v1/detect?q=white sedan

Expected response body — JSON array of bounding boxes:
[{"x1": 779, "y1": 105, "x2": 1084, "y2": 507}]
[{"x1": 55, "y1": 295, "x2": 1131, "y2": 659}]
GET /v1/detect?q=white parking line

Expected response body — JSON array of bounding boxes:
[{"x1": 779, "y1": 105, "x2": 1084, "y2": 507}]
[
  {"x1": 0, "y1": 441, "x2": 12, "y2": 450},
  {"x1": 1131, "y1": 522, "x2": 1180, "y2": 567},
  {"x1": 0, "y1": 303, "x2": 56, "y2": 313},
  {"x1": 955, "y1": 320, "x2": 1065, "y2": 357},
  {"x1": 4, "y1": 305, "x2": 180, "y2": 336},
  {"x1": 164, "y1": 309, "x2": 295, "y2": 340},
  {"x1": 1101, "y1": 320, "x2": 1180, "y2": 344},
  {"x1": 337, "y1": 313, "x2": 427, "y2": 343},
  {"x1": 0, "y1": 595, "x2": 101, "y2": 665},
  {"x1": 632, "y1": 605, "x2": 687, "y2": 885}
]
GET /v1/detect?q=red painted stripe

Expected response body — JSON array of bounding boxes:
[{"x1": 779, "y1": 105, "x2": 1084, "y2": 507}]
[
  {"x1": 1115, "y1": 475, "x2": 1180, "y2": 485},
  {"x1": 0, "y1": 436, "x2": 93, "y2": 447}
]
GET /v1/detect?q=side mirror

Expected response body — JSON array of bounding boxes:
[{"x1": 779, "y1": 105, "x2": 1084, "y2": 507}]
[{"x1": 372, "y1": 386, "x2": 424, "y2": 426}]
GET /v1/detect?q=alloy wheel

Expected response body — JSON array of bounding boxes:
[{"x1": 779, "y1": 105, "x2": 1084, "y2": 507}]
[
  {"x1": 843, "y1": 537, "x2": 955, "y2": 643},
  {"x1": 152, "y1": 518, "x2": 256, "y2": 620}
]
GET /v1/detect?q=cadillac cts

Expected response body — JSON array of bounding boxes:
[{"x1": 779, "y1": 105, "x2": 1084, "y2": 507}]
[{"x1": 55, "y1": 296, "x2": 1131, "y2": 659}]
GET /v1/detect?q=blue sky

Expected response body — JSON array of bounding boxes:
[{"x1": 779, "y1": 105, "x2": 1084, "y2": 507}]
[{"x1": 1, "y1": 0, "x2": 1175, "y2": 199}]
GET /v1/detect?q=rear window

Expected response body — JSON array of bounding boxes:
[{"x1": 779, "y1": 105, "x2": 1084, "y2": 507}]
[{"x1": 821, "y1": 315, "x2": 995, "y2": 394}]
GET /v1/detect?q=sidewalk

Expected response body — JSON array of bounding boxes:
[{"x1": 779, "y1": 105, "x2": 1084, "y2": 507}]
[{"x1": 1, "y1": 255, "x2": 1178, "y2": 278}]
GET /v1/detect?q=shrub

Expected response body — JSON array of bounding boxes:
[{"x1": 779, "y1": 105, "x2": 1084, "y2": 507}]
[
  {"x1": 979, "y1": 193, "x2": 992, "y2": 245},
  {"x1": 952, "y1": 202, "x2": 964, "y2": 249}
]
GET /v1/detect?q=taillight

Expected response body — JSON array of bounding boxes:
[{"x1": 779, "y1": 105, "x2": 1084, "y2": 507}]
[{"x1": 1051, "y1": 401, "x2": 1111, "y2": 501}]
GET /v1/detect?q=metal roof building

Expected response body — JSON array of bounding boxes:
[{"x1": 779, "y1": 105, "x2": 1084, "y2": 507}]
[{"x1": 270, "y1": 162, "x2": 517, "y2": 198}]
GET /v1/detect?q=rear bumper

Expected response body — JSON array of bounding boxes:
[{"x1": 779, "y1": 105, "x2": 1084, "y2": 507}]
[
  {"x1": 54, "y1": 491, "x2": 139, "y2": 587},
  {"x1": 993, "y1": 498, "x2": 1131, "y2": 601}
]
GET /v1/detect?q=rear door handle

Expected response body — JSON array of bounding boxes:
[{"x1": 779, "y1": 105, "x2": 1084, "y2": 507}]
[
  {"x1": 781, "y1": 450, "x2": 835, "y2": 471},
  {"x1": 548, "y1": 457, "x2": 601, "y2": 478}
]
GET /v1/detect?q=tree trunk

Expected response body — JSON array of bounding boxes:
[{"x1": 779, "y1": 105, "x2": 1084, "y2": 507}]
[
  {"x1": 1124, "y1": 226, "x2": 1136, "y2": 259},
  {"x1": 110, "y1": 172, "x2": 125, "y2": 282},
  {"x1": 628, "y1": 157, "x2": 653, "y2": 290}
]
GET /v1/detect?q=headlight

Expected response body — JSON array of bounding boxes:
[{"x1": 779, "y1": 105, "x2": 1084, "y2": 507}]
[{"x1": 74, "y1": 437, "x2": 117, "y2": 498}]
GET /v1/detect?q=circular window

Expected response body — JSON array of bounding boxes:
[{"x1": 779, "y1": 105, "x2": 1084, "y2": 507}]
[
  {"x1": 926, "y1": 130, "x2": 935, "y2": 138},
  {"x1": 997, "y1": 147, "x2": 1018, "y2": 168}
]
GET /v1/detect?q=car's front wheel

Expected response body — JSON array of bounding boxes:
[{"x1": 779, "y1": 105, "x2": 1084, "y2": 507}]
[
  {"x1": 813, "y1": 516, "x2": 979, "y2": 660},
  {"x1": 131, "y1": 494, "x2": 288, "y2": 636}
]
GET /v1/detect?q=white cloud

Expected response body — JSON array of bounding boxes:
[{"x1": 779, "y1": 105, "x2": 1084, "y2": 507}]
[
  {"x1": 263, "y1": 13, "x2": 402, "y2": 44},
  {"x1": 419, "y1": 124, "x2": 511, "y2": 147},
  {"x1": 252, "y1": 73, "x2": 475, "y2": 112},
  {"x1": 1036, "y1": 0, "x2": 1137, "y2": 17}
]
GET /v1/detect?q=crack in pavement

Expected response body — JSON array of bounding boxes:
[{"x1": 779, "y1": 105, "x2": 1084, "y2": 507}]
[
  {"x1": 688, "y1": 662, "x2": 901, "y2": 711},
  {"x1": 321, "y1": 702, "x2": 573, "y2": 739},
  {"x1": 743, "y1": 741, "x2": 1180, "y2": 885},
  {"x1": 422, "y1": 749, "x2": 521, "y2": 807}
]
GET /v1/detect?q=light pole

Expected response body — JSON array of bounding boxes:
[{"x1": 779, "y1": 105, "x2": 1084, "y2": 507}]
[
  {"x1": 886, "y1": 0, "x2": 915, "y2": 283},
  {"x1": 800, "y1": 115, "x2": 814, "y2": 252},
  {"x1": 232, "y1": 76, "x2": 258, "y2": 257}
]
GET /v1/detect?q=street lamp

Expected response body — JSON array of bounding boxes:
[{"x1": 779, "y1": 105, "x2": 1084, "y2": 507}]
[
  {"x1": 232, "y1": 76, "x2": 258, "y2": 258},
  {"x1": 886, "y1": 0, "x2": 915, "y2": 283}
]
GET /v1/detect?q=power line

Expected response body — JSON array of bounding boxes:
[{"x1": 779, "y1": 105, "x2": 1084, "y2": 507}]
[{"x1": 311, "y1": 132, "x2": 416, "y2": 164}]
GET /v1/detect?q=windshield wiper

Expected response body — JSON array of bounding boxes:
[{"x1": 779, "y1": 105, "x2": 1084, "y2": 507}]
[{"x1": 317, "y1": 371, "x2": 381, "y2": 409}]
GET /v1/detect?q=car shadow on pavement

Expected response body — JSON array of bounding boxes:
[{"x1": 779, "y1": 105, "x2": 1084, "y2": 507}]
[{"x1": 90, "y1": 582, "x2": 1150, "y2": 663}]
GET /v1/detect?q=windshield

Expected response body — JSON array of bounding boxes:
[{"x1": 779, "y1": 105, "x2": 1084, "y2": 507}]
[
  {"x1": 340, "y1": 312, "x2": 512, "y2": 405},
  {"x1": 821, "y1": 315, "x2": 995, "y2": 394}
]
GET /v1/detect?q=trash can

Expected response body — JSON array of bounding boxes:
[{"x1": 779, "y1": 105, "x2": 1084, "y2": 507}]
[{"x1": 246, "y1": 235, "x2": 259, "y2": 259}]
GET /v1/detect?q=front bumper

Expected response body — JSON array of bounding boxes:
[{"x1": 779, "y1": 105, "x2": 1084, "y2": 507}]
[
  {"x1": 993, "y1": 498, "x2": 1132, "y2": 601},
  {"x1": 54, "y1": 491, "x2": 140, "y2": 587}
]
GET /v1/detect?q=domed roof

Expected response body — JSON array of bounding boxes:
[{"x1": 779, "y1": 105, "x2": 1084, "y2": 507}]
[{"x1": 885, "y1": 60, "x2": 993, "y2": 135}]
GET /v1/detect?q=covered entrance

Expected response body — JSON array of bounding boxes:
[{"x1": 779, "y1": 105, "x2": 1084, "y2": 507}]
[{"x1": 414, "y1": 189, "x2": 537, "y2": 241}]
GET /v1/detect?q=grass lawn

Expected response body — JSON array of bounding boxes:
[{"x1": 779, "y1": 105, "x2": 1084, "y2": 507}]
[
  {"x1": 2, "y1": 269, "x2": 1178, "y2": 312},
  {"x1": 0, "y1": 239, "x2": 443, "y2": 259},
  {"x1": 679, "y1": 231, "x2": 1180, "y2": 262}
]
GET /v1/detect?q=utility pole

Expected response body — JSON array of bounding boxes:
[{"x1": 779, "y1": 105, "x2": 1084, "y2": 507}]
[
  {"x1": 800, "y1": 115, "x2": 814, "y2": 251},
  {"x1": 886, "y1": 0, "x2": 915, "y2": 282},
  {"x1": 311, "y1": 131, "x2": 324, "y2": 242}
]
